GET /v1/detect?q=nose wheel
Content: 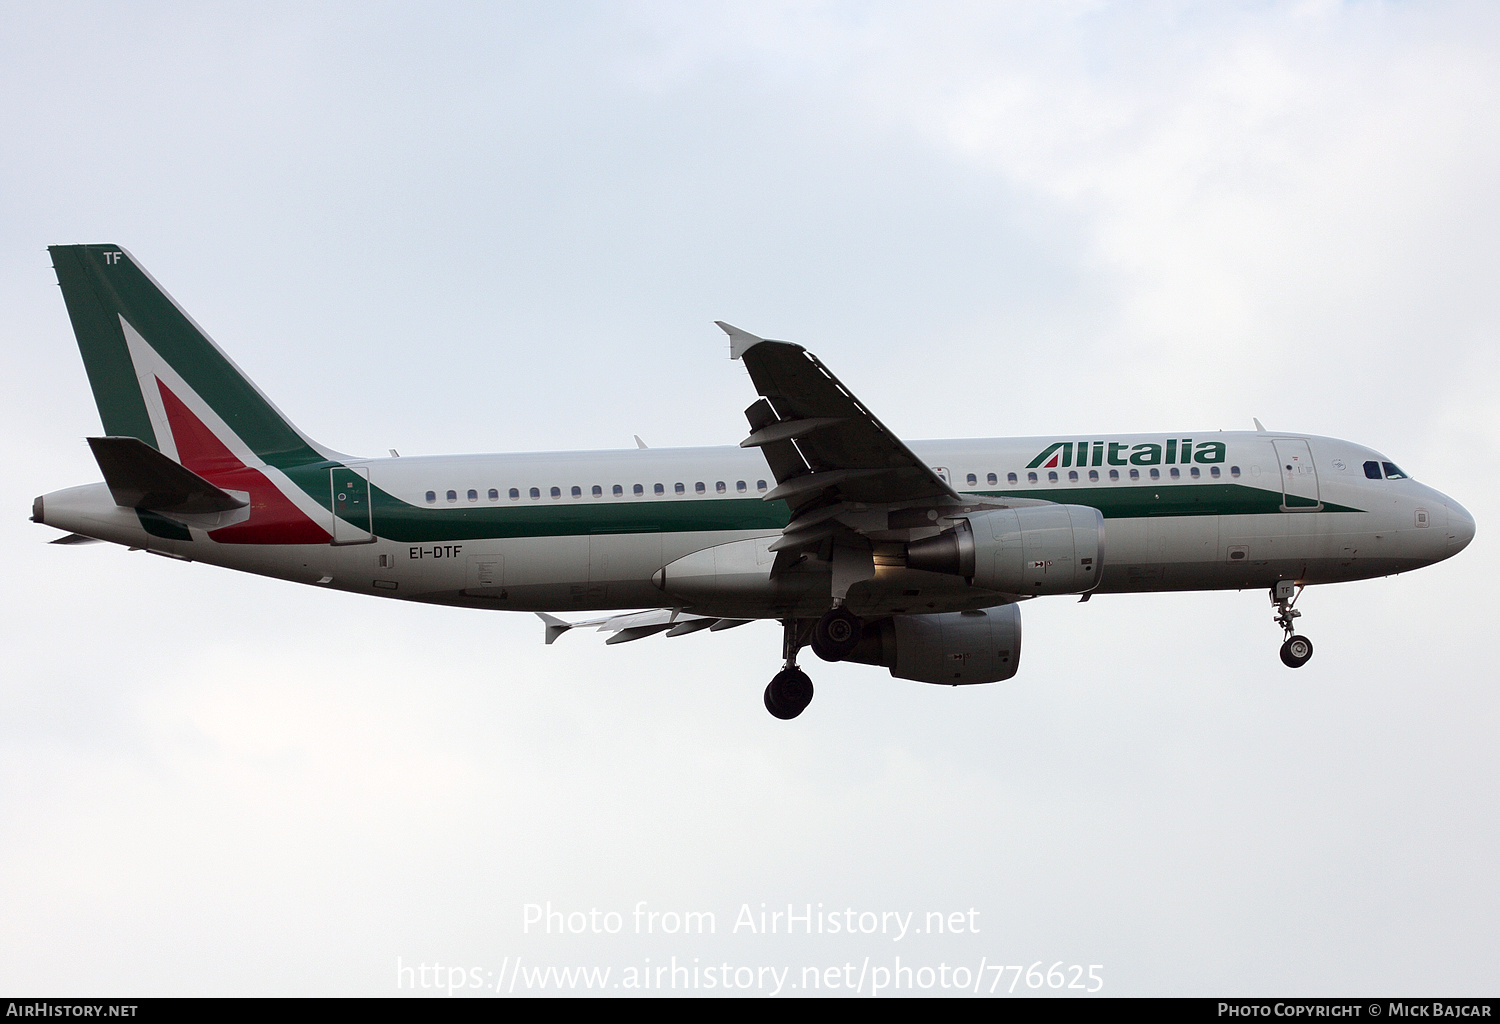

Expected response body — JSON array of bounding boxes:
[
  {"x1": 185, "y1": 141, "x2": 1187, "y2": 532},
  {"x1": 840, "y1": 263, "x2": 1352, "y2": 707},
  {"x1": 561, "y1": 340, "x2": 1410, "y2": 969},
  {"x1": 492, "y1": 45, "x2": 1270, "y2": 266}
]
[
  {"x1": 1271, "y1": 582, "x2": 1313, "y2": 668},
  {"x1": 765, "y1": 618, "x2": 817, "y2": 719},
  {"x1": 1279, "y1": 634, "x2": 1314, "y2": 668}
]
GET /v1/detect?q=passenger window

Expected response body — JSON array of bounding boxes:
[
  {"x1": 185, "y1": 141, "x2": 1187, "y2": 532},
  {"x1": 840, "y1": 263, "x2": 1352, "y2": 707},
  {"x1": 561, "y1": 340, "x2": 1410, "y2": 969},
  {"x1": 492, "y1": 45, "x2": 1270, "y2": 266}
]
[
  {"x1": 447, "y1": 490, "x2": 458, "y2": 502},
  {"x1": 1109, "y1": 469, "x2": 1120, "y2": 481},
  {"x1": 633, "y1": 484, "x2": 644, "y2": 496},
  {"x1": 1027, "y1": 472, "x2": 1038, "y2": 484},
  {"x1": 716, "y1": 481, "x2": 726, "y2": 494},
  {"x1": 987, "y1": 473, "x2": 997, "y2": 485},
  {"x1": 1089, "y1": 470, "x2": 1099, "y2": 482},
  {"x1": 654, "y1": 483, "x2": 665, "y2": 495},
  {"x1": 757, "y1": 479, "x2": 767, "y2": 491},
  {"x1": 591, "y1": 485, "x2": 602, "y2": 497},
  {"x1": 1230, "y1": 466, "x2": 1241, "y2": 478},
  {"x1": 550, "y1": 486, "x2": 561, "y2": 498},
  {"x1": 529, "y1": 487, "x2": 540, "y2": 499},
  {"x1": 1149, "y1": 468, "x2": 1160, "y2": 481},
  {"x1": 612, "y1": 485, "x2": 623, "y2": 497},
  {"x1": 1383, "y1": 462, "x2": 1407, "y2": 480},
  {"x1": 966, "y1": 473, "x2": 977, "y2": 486},
  {"x1": 1364, "y1": 461, "x2": 1382, "y2": 480},
  {"x1": 1129, "y1": 469, "x2": 1139, "y2": 481},
  {"x1": 1169, "y1": 468, "x2": 1180, "y2": 479},
  {"x1": 695, "y1": 482, "x2": 706, "y2": 494},
  {"x1": 1190, "y1": 467, "x2": 1200, "y2": 479},
  {"x1": 425, "y1": 490, "x2": 436, "y2": 504},
  {"x1": 1007, "y1": 472, "x2": 1018, "y2": 484},
  {"x1": 1210, "y1": 466, "x2": 1221, "y2": 478},
  {"x1": 1047, "y1": 471, "x2": 1058, "y2": 483},
  {"x1": 736, "y1": 480, "x2": 747, "y2": 493},
  {"x1": 467, "y1": 489, "x2": 478, "y2": 501},
  {"x1": 509, "y1": 488, "x2": 520, "y2": 500},
  {"x1": 488, "y1": 488, "x2": 499, "y2": 500},
  {"x1": 1068, "y1": 470, "x2": 1078, "y2": 482},
  {"x1": 571, "y1": 486, "x2": 581, "y2": 498},
  {"x1": 675, "y1": 482, "x2": 685, "y2": 495}
]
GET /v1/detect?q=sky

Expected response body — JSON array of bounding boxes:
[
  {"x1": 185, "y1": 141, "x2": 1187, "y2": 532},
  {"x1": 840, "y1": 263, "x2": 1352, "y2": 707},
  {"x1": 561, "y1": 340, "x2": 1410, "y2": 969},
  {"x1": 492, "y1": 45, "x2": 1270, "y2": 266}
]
[{"x1": 1, "y1": 0, "x2": 1497, "y2": 997}]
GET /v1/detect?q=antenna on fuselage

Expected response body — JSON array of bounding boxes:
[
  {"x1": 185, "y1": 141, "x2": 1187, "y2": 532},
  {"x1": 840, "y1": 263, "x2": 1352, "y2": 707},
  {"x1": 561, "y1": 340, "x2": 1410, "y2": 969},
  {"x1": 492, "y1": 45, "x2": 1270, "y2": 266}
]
[{"x1": 1252, "y1": 418, "x2": 1267, "y2": 432}]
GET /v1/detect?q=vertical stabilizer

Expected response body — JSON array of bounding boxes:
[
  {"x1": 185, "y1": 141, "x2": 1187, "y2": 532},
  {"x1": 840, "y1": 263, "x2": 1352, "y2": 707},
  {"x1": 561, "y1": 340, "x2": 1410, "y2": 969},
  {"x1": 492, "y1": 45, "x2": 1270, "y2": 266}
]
[{"x1": 48, "y1": 245, "x2": 339, "y2": 470}]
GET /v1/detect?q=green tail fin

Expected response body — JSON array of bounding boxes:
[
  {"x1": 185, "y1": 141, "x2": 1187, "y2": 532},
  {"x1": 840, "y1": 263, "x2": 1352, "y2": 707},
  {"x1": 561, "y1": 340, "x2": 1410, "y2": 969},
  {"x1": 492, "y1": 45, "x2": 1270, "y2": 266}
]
[{"x1": 48, "y1": 244, "x2": 333, "y2": 469}]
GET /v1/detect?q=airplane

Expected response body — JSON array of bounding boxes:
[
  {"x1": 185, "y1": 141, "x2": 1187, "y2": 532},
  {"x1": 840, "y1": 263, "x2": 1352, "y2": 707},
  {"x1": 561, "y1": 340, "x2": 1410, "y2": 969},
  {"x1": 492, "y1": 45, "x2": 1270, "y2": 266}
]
[{"x1": 33, "y1": 245, "x2": 1476, "y2": 719}]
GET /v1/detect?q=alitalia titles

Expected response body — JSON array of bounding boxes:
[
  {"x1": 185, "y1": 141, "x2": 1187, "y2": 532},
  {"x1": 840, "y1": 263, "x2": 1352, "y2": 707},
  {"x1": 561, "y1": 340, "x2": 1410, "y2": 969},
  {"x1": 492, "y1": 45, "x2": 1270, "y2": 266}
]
[{"x1": 1028, "y1": 439, "x2": 1227, "y2": 470}]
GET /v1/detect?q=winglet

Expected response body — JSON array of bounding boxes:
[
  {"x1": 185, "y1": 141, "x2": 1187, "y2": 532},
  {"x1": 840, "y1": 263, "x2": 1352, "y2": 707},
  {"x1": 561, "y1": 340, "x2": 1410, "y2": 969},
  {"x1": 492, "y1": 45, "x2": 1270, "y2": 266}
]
[
  {"x1": 715, "y1": 322, "x2": 766, "y2": 360},
  {"x1": 535, "y1": 612, "x2": 572, "y2": 645}
]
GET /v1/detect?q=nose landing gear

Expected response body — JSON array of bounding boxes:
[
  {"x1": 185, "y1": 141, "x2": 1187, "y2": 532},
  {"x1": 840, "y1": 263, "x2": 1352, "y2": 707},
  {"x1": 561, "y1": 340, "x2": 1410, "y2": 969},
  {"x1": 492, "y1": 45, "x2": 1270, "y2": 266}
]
[{"x1": 1272, "y1": 581, "x2": 1314, "y2": 668}]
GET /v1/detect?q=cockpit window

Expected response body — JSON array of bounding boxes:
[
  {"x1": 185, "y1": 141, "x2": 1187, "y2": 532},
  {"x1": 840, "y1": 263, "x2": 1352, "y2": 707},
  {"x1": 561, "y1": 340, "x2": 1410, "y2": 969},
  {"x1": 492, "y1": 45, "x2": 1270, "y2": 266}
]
[
  {"x1": 1364, "y1": 461, "x2": 1382, "y2": 480},
  {"x1": 1382, "y1": 462, "x2": 1407, "y2": 480}
]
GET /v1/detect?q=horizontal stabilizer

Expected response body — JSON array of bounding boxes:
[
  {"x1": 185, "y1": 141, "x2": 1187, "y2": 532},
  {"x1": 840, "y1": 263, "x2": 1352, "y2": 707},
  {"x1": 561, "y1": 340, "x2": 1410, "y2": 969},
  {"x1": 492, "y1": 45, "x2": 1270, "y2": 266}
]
[
  {"x1": 50, "y1": 533, "x2": 103, "y2": 545},
  {"x1": 87, "y1": 436, "x2": 248, "y2": 514}
]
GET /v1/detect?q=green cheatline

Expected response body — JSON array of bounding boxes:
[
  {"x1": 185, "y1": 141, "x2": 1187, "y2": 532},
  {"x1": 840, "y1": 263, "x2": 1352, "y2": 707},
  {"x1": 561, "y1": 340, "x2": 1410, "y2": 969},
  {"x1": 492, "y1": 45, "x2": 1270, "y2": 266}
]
[{"x1": 281, "y1": 466, "x2": 1364, "y2": 544}]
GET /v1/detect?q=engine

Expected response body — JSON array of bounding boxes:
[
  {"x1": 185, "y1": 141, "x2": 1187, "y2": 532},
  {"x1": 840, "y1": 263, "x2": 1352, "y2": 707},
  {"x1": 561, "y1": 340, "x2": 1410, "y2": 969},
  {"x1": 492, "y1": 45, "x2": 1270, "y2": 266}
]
[
  {"x1": 905, "y1": 504, "x2": 1104, "y2": 596},
  {"x1": 845, "y1": 606, "x2": 1022, "y2": 684}
]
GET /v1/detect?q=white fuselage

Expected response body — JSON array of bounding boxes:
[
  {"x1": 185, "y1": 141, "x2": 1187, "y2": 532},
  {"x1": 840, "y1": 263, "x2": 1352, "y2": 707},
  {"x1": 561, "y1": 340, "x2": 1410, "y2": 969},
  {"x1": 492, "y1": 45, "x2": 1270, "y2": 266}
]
[{"x1": 38, "y1": 431, "x2": 1474, "y2": 619}]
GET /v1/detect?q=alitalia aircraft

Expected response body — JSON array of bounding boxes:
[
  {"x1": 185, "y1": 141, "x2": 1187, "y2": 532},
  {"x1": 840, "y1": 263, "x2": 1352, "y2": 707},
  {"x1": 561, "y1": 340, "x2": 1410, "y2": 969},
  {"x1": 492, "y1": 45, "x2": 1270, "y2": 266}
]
[{"x1": 34, "y1": 245, "x2": 1476, "y2": 718}]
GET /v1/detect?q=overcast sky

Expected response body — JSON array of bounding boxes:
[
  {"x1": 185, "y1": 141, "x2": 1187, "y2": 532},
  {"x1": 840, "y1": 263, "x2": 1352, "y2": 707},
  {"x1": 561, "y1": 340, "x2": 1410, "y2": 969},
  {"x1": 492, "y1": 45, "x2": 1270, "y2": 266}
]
[{"x1": 1, "y1": 1, "x2": 1497, "y2": 997}]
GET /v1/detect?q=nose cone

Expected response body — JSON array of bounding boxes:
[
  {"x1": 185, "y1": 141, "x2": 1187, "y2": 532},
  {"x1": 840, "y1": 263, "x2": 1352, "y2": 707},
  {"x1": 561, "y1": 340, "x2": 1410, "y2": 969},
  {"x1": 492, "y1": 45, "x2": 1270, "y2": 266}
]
[{"x1": 1447, "y1": 500, "x2": 1475, "y2": 555}]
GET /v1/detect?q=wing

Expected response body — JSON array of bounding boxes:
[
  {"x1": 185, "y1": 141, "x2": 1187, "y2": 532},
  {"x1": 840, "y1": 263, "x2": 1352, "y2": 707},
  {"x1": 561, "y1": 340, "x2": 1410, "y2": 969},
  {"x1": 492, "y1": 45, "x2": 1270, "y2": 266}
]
[
  {"x1": 536, "y1": 610, "x2": 751, "y2": 645},
  {"x1": 718, "y1": 323, "x2": 961, "y2": 509},
  {"x1": 717, "y1": 323, "x2": 1054, "y2": 584}
]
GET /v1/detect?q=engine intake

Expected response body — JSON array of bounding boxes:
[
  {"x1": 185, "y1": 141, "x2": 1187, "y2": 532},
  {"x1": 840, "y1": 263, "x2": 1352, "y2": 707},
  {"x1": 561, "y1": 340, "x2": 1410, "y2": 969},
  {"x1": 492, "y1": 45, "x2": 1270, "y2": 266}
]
[{"x1": 906, "y1": 504, "x2": 1103, "y2": 596}]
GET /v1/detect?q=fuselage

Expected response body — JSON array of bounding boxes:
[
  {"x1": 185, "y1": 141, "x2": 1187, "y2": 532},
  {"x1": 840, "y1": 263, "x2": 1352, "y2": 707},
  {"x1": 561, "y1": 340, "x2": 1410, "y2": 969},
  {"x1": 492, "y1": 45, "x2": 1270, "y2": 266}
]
[
  {"x1": 38, "y1": 430, "x2": 1475, "y2": 619},
  {"x1": 37, "y1": 244, "x2": 1480, "y2": 712}
]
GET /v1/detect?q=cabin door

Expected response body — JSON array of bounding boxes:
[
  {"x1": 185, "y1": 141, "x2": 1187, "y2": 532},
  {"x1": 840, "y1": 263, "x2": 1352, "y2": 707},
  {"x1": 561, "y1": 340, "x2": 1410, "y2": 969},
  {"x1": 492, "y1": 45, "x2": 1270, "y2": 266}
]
[{"x1": 1271, "y1": 439, "x2": 1321, "y2": 511}]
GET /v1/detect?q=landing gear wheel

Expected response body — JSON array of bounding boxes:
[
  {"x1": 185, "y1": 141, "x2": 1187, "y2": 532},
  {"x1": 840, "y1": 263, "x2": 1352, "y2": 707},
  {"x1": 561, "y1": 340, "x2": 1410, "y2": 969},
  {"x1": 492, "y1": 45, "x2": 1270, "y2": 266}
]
[
  {"x1": 1280, "y1": 635, "x2": 1314, "y2": 669},
  {"x1": 764, "y1": 668, "x2": 814, "y2": 719},
  {"x1": 810, "y1": 607, "x2": 862, "y2": 662}
]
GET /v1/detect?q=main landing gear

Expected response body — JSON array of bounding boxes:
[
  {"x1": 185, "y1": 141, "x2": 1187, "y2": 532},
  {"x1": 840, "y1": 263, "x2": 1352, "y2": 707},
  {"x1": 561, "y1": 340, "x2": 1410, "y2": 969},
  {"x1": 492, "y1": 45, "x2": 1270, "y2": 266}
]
[
  {"x1": 811, "y1": 606, "x2": 861, "y2": 662},
  {"x1": 765, "y1": 618, "x2": 816, "y2": 720},
  {"x1": 764, "y1": 608, "x2": 867, "y2": 719},
  {"x1": 1271, "y1": 581, "x2": 1314, "y2": 669}
]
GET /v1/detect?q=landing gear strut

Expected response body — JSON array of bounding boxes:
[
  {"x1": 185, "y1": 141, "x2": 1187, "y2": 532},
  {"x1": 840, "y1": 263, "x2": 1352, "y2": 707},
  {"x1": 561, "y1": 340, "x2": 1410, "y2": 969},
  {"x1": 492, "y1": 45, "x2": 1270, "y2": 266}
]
[
  {"x1": 764, "y1": 618, "x2": 815, "y2": 719},
  {"x1": 1271, "y1": 581, "x2": 1314, "y2": 668}
]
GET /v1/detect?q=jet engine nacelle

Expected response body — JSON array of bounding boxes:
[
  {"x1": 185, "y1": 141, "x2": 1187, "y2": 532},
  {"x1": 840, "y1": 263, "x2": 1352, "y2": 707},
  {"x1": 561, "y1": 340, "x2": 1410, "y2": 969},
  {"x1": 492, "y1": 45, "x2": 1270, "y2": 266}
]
[
  {"x1": 845, "y1": 606, "x2": 1022, "y2": 685},
  {"x1": 905, "y1": 504, "x2": 1103, "y2": 596}
]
